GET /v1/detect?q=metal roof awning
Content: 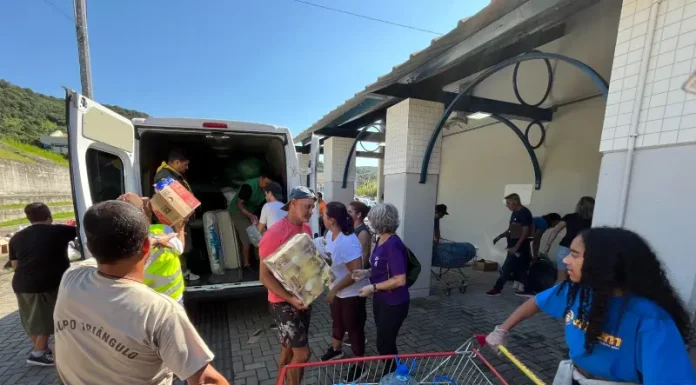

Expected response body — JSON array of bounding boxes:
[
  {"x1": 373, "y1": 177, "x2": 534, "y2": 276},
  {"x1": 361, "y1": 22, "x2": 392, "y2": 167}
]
[{"x1": 294, "y1": 0, "x2": 603, "y2": 149}]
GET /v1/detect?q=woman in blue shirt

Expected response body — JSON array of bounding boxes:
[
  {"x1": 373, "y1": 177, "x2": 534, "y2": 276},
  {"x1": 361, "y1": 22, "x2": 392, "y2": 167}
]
[{"x1": 486, "y1": 227, "x2": 695, "y2": 385}]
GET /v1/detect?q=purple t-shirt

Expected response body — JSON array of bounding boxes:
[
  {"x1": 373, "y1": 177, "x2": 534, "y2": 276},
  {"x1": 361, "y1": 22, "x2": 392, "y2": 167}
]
[{"x1": 370, "y1": 236, "x2": 410, "y2": 305}]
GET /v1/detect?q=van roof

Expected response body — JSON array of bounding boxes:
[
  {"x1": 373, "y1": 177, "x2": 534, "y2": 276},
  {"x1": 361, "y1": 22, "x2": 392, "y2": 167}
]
[{"x1": 132, "y1": 117, "x2": 291, "y2": 135}]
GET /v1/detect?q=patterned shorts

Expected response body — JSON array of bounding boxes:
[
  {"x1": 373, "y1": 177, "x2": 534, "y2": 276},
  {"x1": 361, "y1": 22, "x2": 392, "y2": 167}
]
[{"x1": 269, "y1": 302, "x2": 311, "y2": 348}]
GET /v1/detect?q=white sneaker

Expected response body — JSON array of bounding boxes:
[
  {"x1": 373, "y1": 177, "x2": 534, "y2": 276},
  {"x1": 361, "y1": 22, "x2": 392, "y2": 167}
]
[{"x1": 184, "y1": 270, "x2": 200, "y2": 281}]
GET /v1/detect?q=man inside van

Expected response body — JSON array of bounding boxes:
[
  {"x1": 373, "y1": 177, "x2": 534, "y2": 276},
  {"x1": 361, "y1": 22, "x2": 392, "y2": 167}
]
[
  {"x1": 229, "y1": 168, "x2": 274, "y2": 268},
  {"x1": 54, "y1": 200, "x2": 229, "y2": 385},
  {"x1": 154, "y1": 148, "x2": 191, "y2": 191}
]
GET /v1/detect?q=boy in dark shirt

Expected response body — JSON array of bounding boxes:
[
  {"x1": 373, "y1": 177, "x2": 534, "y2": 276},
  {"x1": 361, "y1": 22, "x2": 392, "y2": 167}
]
[
  {"x1": 487, "y1": 193, "x2": 534, "y2": 297},
  {"x1": 9, "y1": 203, "x2": 76, "y2": 366}
]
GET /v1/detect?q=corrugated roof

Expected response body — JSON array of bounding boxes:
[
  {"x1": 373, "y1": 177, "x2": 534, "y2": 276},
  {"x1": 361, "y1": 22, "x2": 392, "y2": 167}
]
[{"x1": 294, "y1": 0, "x2": 528, "y2": 143}]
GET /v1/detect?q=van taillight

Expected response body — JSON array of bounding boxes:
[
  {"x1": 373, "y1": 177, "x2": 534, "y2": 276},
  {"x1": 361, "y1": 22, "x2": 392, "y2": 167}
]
[{"x1": 203, "y1": 122, "x2": 228, "y2": 128}]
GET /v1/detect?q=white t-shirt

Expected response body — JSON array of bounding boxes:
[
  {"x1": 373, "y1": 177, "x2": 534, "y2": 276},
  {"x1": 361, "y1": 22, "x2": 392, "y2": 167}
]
[
  {"x1": 260, "y1": 201, "x2": 286, "y2": 229},
  {"x1": 325, "y1": 230, "x2": 369, "y2": 298},
  {"x1": 54, "y1": 265, "x2": 215, "y2": 385}
]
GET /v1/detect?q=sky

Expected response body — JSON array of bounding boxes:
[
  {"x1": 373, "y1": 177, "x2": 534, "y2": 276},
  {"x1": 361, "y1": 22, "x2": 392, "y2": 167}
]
[{"x1": 1, "y1": 0, "x2": 488, "y2": 166}]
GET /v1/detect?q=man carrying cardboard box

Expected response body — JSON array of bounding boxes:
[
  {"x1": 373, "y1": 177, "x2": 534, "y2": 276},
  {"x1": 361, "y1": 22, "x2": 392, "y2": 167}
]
[{"x1": 153, "y1": 149, "x2": 199, "y2": 281}]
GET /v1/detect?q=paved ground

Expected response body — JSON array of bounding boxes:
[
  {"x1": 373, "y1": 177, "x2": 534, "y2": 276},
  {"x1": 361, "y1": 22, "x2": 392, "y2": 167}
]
[{"x1": 0, "y1": 267, "x2": 575, "y2": 385}]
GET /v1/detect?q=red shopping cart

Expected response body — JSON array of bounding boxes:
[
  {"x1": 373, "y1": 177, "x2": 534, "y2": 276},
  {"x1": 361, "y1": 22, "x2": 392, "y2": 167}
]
[{"x1": 277, "y1": 336, "x2": 545, "y2": 385}]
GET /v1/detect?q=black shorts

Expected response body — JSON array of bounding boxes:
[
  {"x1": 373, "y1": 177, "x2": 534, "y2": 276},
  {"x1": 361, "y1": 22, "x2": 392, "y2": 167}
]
[{"x1": 269, "y1": 302, "x2": 311, "y2": 349}]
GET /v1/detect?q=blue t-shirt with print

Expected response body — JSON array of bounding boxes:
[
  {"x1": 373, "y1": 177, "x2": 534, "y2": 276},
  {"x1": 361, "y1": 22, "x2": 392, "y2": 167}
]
[{"x1": 536, "y1": 284, "x2": 696, "y2": 384}]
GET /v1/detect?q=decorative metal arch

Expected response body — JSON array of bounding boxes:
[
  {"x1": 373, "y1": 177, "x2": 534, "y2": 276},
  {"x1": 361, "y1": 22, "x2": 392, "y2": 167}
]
[
  {"x1": 418, "y1": 51, "x2": 610, "y2": 188},
  {"x1": 342, "y1": 122, "x2": 383, "y2": 189}
]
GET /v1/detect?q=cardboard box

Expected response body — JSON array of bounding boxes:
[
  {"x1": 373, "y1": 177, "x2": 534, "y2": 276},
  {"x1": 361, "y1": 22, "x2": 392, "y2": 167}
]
[
  {"x1": 474, "y1": 260, "x2": 499, "y2": 272},
  {"x1": 150, "y1": 179, "x2": 201, "y2": 228},
  {"x1": 263, "y1": 233, "x2": 335, "y2": 306}
]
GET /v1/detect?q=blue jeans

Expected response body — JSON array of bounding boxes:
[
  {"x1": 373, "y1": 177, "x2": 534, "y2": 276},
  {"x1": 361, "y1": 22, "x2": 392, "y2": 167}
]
[{"x1": 556, "y1": 246, "x2": 571, "y2": 270}]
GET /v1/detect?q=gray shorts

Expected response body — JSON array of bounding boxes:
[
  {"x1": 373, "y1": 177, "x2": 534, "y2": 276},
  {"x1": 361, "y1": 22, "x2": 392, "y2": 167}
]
[
  {"x1": 229, "y1": 210, "x2": 252, "y2": 246},
  {"x1": 17, "y1": 290, "x2": 58, "y2": 336}
]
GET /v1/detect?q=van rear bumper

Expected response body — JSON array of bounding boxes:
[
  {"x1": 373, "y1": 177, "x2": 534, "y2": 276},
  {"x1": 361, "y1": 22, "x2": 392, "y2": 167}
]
[{"x1": 184, "y1": 281, "x2": 266, "y2": 301}]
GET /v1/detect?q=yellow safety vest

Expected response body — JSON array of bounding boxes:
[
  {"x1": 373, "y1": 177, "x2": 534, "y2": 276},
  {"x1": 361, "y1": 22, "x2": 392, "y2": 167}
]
[{"x1": 144, "y1": 225, "x2": 184, "y2": 303}]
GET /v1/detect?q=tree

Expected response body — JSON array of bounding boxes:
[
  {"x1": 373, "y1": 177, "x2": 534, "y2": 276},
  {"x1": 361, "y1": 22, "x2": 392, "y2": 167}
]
[{"x1": 355, "y1": 180, "x2": 377, "y2": 198}]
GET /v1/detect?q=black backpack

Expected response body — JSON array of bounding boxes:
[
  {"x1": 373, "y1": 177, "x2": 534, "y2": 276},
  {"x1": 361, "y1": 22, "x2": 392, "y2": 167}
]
[{"x1": 404, "y1": 246, "x2": 422, "y2": 287}]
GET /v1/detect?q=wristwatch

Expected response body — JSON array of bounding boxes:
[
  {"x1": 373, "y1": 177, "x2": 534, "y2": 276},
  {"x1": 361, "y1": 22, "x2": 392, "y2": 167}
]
[{"x1": 373, "y1": 283, "x2": 378, "y2": 292}]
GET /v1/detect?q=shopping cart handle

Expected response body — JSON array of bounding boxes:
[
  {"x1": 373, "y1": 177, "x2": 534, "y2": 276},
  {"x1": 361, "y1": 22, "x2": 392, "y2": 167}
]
[{"x1": 473, "y1": 334, "x2": 546, "y2": 385}]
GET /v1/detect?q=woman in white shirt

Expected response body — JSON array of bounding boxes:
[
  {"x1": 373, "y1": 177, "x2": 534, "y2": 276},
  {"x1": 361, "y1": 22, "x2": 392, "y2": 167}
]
[{"x1": 319, "y1": 202, "x2": 368, "y2": 381}]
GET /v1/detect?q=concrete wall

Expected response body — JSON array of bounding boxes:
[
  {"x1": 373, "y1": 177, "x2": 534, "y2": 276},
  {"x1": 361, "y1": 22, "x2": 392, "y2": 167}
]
[
  {"x1": 0, "y1": 159, "x2": 71, "y2": 197},
  {"x1": 594, "y1": 0, "x2": 696, "y2": 310},
  {"x1": 437, "y1": 0, "x2": 621, "y2": 263},
  {"x1": 594, "y1": 146, "x2": 696, "y2": 310},
  {"x1": 439, "y1": 98, "x2": 606, "y2": 263}
]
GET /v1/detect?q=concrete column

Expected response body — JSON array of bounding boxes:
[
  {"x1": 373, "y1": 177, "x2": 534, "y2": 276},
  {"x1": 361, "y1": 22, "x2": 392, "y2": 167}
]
[
  {"x1": 323, "y1": 137, "x2": 356, "y2": 204},
  {"x1": 594, "y1": 0, "x2": 696, "y2": 311},
  {"x1": 297, "y1": 153, "x2": 310, "y2": 188},
  {"x1": 383, "y1": 98, "x2": 444, "y2": 298},
  {"x1": 376, "y1": 158, "x2": 385, "y2": 202}
]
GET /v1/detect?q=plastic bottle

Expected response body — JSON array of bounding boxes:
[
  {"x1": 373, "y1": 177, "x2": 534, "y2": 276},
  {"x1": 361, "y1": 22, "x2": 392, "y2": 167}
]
[{"x1": 378, "y1": 363, "x2": 418, "y2": 385}]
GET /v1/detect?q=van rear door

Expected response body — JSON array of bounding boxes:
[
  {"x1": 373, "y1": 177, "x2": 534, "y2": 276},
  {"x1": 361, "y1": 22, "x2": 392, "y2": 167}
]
[{"x1": 66, "y1": 90, "x2": 138, "y2": 258}]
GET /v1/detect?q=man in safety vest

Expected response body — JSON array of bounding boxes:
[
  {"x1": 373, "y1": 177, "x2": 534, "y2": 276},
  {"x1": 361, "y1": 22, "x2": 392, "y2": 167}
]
[
  {"x1": 153, "y1": 148, "x2": 192, "y2": 191},
  {"x1": 228, "y1": 168, "x2": 274, "y2": 268},
  {"x1": 152, "y1": 149, "x2": 199, "y2": 281},
  {"x1": 118, "y1": 193, "x2": 186, "y2": 305}
]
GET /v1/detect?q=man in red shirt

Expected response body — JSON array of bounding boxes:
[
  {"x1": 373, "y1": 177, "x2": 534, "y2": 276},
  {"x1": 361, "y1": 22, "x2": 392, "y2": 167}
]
[{"x1": 259, "y1": 186, "x2": 316, "y2": 385}]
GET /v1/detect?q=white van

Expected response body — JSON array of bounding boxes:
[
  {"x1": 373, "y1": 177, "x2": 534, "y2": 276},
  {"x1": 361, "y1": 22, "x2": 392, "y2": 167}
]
[{"x1": 66, "y1": 90, "x2": 320, "y2": 298}]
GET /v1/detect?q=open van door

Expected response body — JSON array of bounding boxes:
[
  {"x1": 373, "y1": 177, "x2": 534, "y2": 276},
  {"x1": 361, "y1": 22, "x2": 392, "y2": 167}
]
[
  {"x1": 66, "y1": 90, "x2": 138, "y2": 258},
  {"x1": 308, "y1": 134, "x2": 320, "y2": 237}
]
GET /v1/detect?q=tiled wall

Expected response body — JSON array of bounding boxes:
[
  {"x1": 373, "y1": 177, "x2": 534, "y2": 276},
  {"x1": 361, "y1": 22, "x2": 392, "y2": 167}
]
[
  {"x1": 600, "y1": 0, "x2": 696, "y2": 151},
  {"x1": 323, "y1": 137, "x2": 356, "y2": 182},
  {"x1": 384, "y1": 98, "x2": 444, "y2": 175}
]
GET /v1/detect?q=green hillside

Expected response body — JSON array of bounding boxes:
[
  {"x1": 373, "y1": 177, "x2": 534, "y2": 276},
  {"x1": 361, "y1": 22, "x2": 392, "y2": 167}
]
[{"x1": 0, "y1": 79, "x2": 148, "y2": 145}]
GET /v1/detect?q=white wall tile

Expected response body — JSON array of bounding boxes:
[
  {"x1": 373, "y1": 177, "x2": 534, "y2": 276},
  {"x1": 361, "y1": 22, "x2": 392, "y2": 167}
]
[
  {"x1": 666, "y1": 8, "x2": 685, "y2": 26},
  {"x1": 617, "y1": 112, "x2": 633, "y2": 126},
  {"x1": 668, "y1": 0, "x2": 686, "y2": 12},
  {"x1": 652, "y1": 79, "x2": 671, "y2": 94},
  {"x1": 646, "y1": 119, "x2": 663, "y2": 133},
  {"x1": 613, "y1": 136, "x2": 629, "y2": 150},
  {"x1": 657, "y1": 50, "x2": 677, "y2": 68},
  {"x1": 604, "y1": 115, "x2": 619, "y2": 129},
  {"x1": 675, "y1": 45, "x2": 695, "y2": 62},
  {"x1": 650, "y1": 92, "x2": 668, "y2": 107},
  {"x1": 642, "y1": 132, "x2": 661, "y2": 146},
  {"x1": 662, "y1": 21, "x2": 683, "y2": 40},
  {"x1": 602, "y1": 128, "x2": 616, "y2": 140},
  {"x1": 599, "y1": 139, "x2": 614, "y2": 152},
  {"x1": 655, "y1": 65, "x2": 673, "y2": 81},
  {"x1": 681, "y1": 16, "x2": 696, "y2": 34},
  {"x1": 665, "y1": 102, "x2": 685, "y2": 117},
  {"x1": 659, "y1": 130, "x2": 679, "y2": 144},
  {"x1": 677, "y1": 31, "x2": 696, "y2": 48},
  {"x1": 685, "y1": 2, "x2": 696, "y2": 18},
  {"x1": 679, "y1": 113, "x2": 696, "y2": 128},
  {"x1": 677, "y1": 127, "x2": 696, "y2": 142},
  {"x1": 624, "y1": 75, "x2": 640, "y2": 90},
  {"x1": 615, "y1": 41, "x2": 630, "y2": 56},
  {"x1": 613, "y1": 54, "x2": 628, "y2": 68},
  {"x1": 619, "y1": 100, "x2": 635, "y2": 115},
  {"x1": 672, "y1": 60, "x2": 692, "y2": 76},
  {"x1": 648, "y1": 106, "x2": 666, "y2": 120},
  {"x1": 668, "y1": 89, "x2": 687, "y2": 104},
  {"x1": 684, "y1": 100, "x2": 696, "y2": 115},
  {"x1": 662, "y1": 116, "x2": 682, "y2": 131},
  {"x1": 670, "y1": 75, "x2": 687, "y2": 90},
  {"x1": 615, "y1": 124, "x2": 631, "y2": 137},
  {"x1": 636, "y1": 0, "x2": 652, "y2": 11}
]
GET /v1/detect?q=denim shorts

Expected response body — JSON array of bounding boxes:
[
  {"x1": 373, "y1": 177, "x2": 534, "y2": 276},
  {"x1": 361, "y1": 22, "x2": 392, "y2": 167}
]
[{"x1": 556, "y1": 246, "x2": 571, "y2": 270}]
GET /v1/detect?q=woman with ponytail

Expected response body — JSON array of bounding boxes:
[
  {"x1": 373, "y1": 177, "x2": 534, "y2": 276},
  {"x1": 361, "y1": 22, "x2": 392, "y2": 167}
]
[{"x1": 319, "y1": 202, "x2": 368, "y2": 382}]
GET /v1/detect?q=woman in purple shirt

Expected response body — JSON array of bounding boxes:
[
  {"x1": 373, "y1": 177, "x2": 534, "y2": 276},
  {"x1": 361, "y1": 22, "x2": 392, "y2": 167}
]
[{"x1": 356, "y1": 203, "x2": 410, "y2": 364}]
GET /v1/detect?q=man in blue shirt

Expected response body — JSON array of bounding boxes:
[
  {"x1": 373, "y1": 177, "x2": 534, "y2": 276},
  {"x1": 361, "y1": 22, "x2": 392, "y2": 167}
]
[
  {"x1": 487, "y1": 193, "x2": 534, "y2": 297},
  {"x1": 434, "y1": 204, "x2": 448, "y2": 242}
]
